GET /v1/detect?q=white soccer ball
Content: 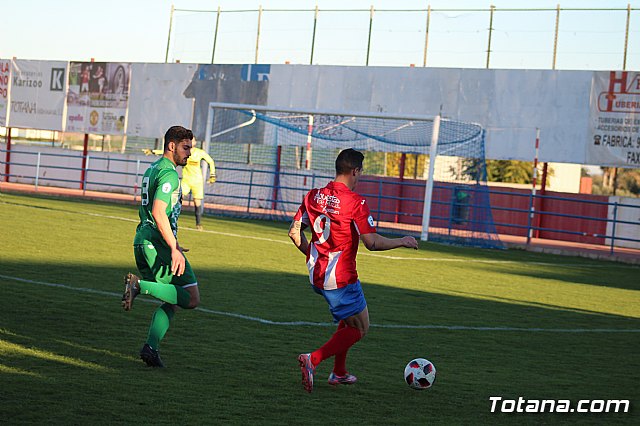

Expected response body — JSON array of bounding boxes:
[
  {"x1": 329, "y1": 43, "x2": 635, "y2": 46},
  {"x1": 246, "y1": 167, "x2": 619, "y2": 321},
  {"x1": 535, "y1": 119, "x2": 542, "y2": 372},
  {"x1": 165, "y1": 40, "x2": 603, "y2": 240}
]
[{"x1": 404, "y1": 358, "x2": 436, "y2": 390}]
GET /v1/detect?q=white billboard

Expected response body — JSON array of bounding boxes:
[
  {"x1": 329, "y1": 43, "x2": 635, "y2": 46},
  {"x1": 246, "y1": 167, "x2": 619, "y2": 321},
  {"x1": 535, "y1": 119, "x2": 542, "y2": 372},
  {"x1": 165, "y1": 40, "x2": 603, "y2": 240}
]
[
  {"x1": 588, "y1": 71, "x2": 640, "y2": 167},
  {"x1": 0, "y1": 60, "x2": 630, "y2": 167},
  {"x1": 127, "y1": 63, "x2": 197, "y2": 139},
  {"x1": 0, "y1": 59, "x2": 9, "y2": 126},
  {"x1": 8, "y1": 60, "x2": 67, "y2": 131},
  {"x1": 265, "y1": 65, "x2": 593, "y2": 164},
  {"x1": 113, "y1": 64, "x2": 630, "y2": 166},
  {"x1": 66, "y1": 61, "x2": 131, "y2": 134}
]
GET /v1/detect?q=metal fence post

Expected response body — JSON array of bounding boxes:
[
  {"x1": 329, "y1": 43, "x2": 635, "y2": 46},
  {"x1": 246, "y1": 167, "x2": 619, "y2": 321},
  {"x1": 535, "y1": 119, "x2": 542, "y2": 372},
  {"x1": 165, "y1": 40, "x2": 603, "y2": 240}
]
[
  {"x1": 526, "y1": 189, "x2": 535, "y2": 245},
  {"x1": 271, "y1": 145, "x2": 282, "y2": 210},
  {"x1": 211, "y1": 5, "x2": 221, "y2": 64},
  {"x1": 623, "y1": 3, "x2": 631, "y2": 70},
  {"x1": 486, "y1": 5, "x2": 495, "y2": 68},
  {"x1": 366, "y1": 5, "x2": 374, "y2": 66},
  {"x1": 247, "y1": 169, "x2": 254, "y2": 213},
  {"x1": 377, "y1": 179, "x2": 383, "y2": 227},
  {"x1": 80, "y1": 133, "x2": 89, "y2": 190},
  {"x1": 610, "y1": 201, "x2": 618, "y2": 255},
  {"x1": 527, "y1": 128, "x2": 540, "y2": 245},
  {"x1": 83, "y1": 155, "x2": 90, "y2": 195},
  {"x1": 552, "y1": 4, "x2": 560, "y2": 69},
  {"x1": 310, "y1": 5, "x2": 319, "y2": 65},
  {"x1": 134, "y1": 158, "x2": 141, "y2": 202},
  {"x1": 35, "y1": 152, "x2": 41, "y2": 190},
  {"x1": 423, "y1": 5, "x2": 431, "y2": 67},
  {"x1": 4, "y1": 127, "x2": 11, "y2": 182},
  {"x1": 165, "y1": 4, "x2": 175, "y2": 63},
  {"x1": 255, "y1": 5, "x2": 263, "y2": 64}
]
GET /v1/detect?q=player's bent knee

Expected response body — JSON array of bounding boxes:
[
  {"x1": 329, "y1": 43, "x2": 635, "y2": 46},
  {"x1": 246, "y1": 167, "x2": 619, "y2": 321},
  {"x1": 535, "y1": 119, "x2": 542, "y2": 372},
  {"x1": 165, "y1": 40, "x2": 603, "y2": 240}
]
[
  {"x1": 187, "y1": 295, "x2": 200, "y2": 309},
  {"x1": 344, "y1": 317, "x2": 369, "y2": 337},
  {"x1": 357, "y1": 315, "x2": 370, "y2": 336},
  {"x1": 184, "y1": 287, "x2": 200, "y2": 309}
]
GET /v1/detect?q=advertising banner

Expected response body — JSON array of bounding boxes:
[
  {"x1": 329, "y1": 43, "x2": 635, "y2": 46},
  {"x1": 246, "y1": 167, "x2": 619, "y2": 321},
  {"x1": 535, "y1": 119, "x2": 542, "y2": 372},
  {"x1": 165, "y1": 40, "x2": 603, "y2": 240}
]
[
  {"x1": 8, "y1": 60, "x2": 67, "y2": 131},
  {"x1": 0, "y1": 59, "x2": 9, "y2": 126},
  {"x1": 66, "y1": 62, "x2": 131, "y2": 134},
  {"x1": 127, "y1": 63, "x2": 197, "y2": 139},
  {"x1": 588, "y1": 71, "x2": 640, "y2": 167}
]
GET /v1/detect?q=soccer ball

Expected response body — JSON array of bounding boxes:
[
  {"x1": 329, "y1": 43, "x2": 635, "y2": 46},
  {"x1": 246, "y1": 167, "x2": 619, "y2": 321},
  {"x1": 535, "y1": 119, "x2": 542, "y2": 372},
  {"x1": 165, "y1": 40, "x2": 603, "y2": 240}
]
[{"x1": 404, "y1": 358, "x2": 436, "y2": 390}]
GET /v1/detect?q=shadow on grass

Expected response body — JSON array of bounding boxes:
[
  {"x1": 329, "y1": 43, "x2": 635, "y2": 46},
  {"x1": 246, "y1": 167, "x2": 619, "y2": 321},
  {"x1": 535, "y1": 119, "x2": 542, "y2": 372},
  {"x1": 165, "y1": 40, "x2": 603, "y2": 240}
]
[
  {"x1": 2, "y1": 260, "x2": 638, "y2": 332},
  {"x1": 1, "y1": 261, "x2": 639, "y2": 424},
  {"x1": 476, "y1": 260, "x2": 640, "y2": 292}
]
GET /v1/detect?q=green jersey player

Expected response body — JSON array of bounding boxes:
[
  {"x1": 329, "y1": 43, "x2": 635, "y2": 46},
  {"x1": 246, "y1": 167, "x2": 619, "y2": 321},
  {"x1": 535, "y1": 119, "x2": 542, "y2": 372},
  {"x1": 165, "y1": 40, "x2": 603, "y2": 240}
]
[{"x1": 122, "y1": 125, "x2": 200, "y2": 368}]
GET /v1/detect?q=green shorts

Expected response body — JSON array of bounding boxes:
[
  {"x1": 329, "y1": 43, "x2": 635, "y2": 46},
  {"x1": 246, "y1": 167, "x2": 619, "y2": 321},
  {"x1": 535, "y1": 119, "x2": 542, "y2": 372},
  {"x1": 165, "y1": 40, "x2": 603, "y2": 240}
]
[{"x1": 134, "y1": 242, "x2": 198, "y2": 287}]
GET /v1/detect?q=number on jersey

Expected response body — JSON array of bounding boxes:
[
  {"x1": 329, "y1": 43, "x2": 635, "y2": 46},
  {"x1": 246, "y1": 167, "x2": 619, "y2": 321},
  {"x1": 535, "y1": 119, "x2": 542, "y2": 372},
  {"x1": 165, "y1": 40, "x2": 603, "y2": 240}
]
[
  {"x1": 313, "y1": 214, "x2": 331, "y2": 244},
  {"x1": 141, "y1": 176, "x2": 150, "y2": 206}
]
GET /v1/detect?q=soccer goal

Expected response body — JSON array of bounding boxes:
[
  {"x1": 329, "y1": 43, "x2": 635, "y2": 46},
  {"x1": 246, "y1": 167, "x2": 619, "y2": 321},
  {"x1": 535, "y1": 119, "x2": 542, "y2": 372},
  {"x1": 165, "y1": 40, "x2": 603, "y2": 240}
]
[{"x1": 203, "y1": 102, "x2": 502, "y2": 249}]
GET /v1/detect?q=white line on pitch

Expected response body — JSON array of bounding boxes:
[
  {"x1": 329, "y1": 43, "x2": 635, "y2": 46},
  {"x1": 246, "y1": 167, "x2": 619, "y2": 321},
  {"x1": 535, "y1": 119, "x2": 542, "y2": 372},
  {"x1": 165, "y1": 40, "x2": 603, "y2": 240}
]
[
  {"x1": 2, "y1": 274, "x2": 638, "y2": 333},
  {"x1": 65, "y1": 208, "x2": 640, "y2": 268},
  {"x1": 2, "y1": 199, "x2": 635, "y2": 268}
]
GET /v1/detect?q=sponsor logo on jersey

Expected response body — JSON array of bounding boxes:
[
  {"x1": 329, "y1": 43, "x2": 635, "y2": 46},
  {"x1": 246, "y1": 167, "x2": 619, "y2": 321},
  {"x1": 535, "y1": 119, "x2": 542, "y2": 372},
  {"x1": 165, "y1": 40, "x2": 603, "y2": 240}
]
[
  {"x1": 314, "y1": 192, "x2": 341, "y2": 208},
  {"x1": 162, "y1": 182, "x2": 172, "y2": 193},
  {"x1": 368, "y1": 215, "x2": 375, "y2": 227}
]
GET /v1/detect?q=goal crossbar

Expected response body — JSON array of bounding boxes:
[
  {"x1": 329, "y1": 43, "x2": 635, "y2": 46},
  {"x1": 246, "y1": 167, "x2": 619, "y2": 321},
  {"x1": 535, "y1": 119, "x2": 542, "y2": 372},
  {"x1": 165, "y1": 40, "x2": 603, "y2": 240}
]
[{"x1": 207, "y1": 102, "x2": 439, "y2": 124}]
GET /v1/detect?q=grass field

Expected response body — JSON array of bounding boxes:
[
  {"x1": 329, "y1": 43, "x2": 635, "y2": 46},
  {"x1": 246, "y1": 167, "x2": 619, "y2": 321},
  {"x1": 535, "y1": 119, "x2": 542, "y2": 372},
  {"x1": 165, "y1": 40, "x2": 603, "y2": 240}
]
[{"x1": 0, "y1": 191, "x2": 639, "y2": 425}]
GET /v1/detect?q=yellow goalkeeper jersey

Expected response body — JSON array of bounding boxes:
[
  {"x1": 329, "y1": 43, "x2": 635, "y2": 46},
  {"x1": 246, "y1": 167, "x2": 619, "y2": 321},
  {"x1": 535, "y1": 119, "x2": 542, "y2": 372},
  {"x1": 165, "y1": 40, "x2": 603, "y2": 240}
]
[{"x1": 182, "y1": 147, "x2": 216, "y2": 184}]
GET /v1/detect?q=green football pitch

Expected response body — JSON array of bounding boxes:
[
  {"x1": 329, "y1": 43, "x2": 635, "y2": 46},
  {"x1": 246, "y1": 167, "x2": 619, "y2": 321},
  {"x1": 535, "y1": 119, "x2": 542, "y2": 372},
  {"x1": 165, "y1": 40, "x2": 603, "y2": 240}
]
[{"x1": 0, "y1": 192, "x2": 638, "y2": 424}]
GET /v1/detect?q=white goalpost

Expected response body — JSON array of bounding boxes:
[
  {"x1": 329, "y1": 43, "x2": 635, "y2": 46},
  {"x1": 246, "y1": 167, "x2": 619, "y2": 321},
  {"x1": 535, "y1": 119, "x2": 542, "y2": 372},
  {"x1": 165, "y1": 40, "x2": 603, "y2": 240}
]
[
  {"x1": 203, "y1": 102, "x2": 501, "y2": 249},
  {"x1": 421, "y1": 114, "x2": 441, "y2": 241},
  {"x1": 205, "y1": 102, "x2": 442, "y2": 241}
]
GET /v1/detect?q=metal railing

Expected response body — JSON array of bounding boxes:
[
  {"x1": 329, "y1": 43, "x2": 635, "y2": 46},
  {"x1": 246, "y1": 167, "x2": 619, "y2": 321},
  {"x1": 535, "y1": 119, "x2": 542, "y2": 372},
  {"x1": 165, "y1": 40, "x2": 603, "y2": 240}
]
[
  {"x1": 1, "y1": 147, "x2": 638, "y2": 254},
  {"x1": 0, "y1": 147, "x2": 152, "y2": 195}
]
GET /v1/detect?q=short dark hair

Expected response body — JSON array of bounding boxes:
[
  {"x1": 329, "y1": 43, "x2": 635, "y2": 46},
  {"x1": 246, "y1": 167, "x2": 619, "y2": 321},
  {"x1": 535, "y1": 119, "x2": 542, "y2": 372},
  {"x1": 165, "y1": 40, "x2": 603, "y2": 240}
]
[
  {"x1": 164, "y1": 126, "x2": 193, "y2": 151},
  {"x1": 335, "y1": 148, "x2": 364, "y2": 175}
]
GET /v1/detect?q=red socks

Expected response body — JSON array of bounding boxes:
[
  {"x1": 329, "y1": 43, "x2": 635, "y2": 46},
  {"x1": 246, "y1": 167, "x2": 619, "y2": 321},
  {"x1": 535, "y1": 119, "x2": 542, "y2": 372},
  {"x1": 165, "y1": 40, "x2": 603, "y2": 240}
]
[
  {"x1": 310, "y1": 320, "x2": 362, "y2": 374},
  {"x1": 332, "y1": 321, "x2": 350, "y2": 376}
]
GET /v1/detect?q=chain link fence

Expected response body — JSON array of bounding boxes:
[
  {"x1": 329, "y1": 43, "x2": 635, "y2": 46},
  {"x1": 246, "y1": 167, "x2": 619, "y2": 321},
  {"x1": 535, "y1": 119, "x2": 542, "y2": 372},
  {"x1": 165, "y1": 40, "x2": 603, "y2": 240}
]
[{"x1": 167, "y1": 5, "x2": 640, "y2": 70}]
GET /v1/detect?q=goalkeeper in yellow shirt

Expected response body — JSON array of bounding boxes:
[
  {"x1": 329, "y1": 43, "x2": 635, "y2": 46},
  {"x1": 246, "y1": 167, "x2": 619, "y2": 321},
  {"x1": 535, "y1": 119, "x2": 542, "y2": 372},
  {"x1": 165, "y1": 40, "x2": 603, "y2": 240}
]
[{"x1": 143, "y1": 139, "x2": 216, "y2": 230}]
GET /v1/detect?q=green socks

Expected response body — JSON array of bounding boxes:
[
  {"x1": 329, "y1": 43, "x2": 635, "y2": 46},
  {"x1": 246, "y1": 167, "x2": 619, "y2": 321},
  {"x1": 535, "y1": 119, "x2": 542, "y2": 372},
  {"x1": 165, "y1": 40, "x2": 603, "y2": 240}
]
[
  {"x1": 146, "y1": 303, "x2": 174, "y2": 349},
  {"x1": 139, "y1": 280, "x2": 192, "y2": 350},
  {"x1": 139, "y1": 279, "x2": 191, "y2": 308}
]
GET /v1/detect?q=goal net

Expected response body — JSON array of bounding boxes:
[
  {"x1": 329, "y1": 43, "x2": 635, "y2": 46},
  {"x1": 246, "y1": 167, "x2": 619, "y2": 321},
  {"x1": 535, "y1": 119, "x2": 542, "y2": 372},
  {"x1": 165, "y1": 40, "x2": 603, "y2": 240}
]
[{"x1": 202, "y1": 102, "x2": 502, "y2": 249}]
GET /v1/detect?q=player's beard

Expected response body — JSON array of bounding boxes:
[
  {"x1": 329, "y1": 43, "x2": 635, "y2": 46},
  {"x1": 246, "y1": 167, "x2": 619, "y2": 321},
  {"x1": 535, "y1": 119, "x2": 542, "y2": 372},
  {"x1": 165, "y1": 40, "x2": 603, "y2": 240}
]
[{"x1": 175, "y1": 153, "x2": 189, "y2": 166}]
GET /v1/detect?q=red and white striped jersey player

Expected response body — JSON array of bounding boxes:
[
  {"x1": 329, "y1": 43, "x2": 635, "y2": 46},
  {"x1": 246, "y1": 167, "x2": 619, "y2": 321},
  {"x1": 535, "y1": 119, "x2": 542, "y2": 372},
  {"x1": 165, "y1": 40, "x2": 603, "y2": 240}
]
[{"x1": 289, "y1": 148, "x2": 418, "y2": 393}]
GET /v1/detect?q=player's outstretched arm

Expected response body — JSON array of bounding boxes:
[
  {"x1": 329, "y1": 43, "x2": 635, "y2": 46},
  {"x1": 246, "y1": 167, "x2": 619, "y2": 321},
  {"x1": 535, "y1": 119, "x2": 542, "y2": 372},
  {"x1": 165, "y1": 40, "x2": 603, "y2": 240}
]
[
  {"x1": 204, "y1": 153, "x2": 216, "y2": 173},
  {"x1": 202, "y1": 151, "x2": 217, "y2": 183},
  {"x1": 360, "y1": 233, "x2": 418, "y2": 252},
  {"x1": 288, "y1": 220, "x2": 309, "y2": 255}
]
